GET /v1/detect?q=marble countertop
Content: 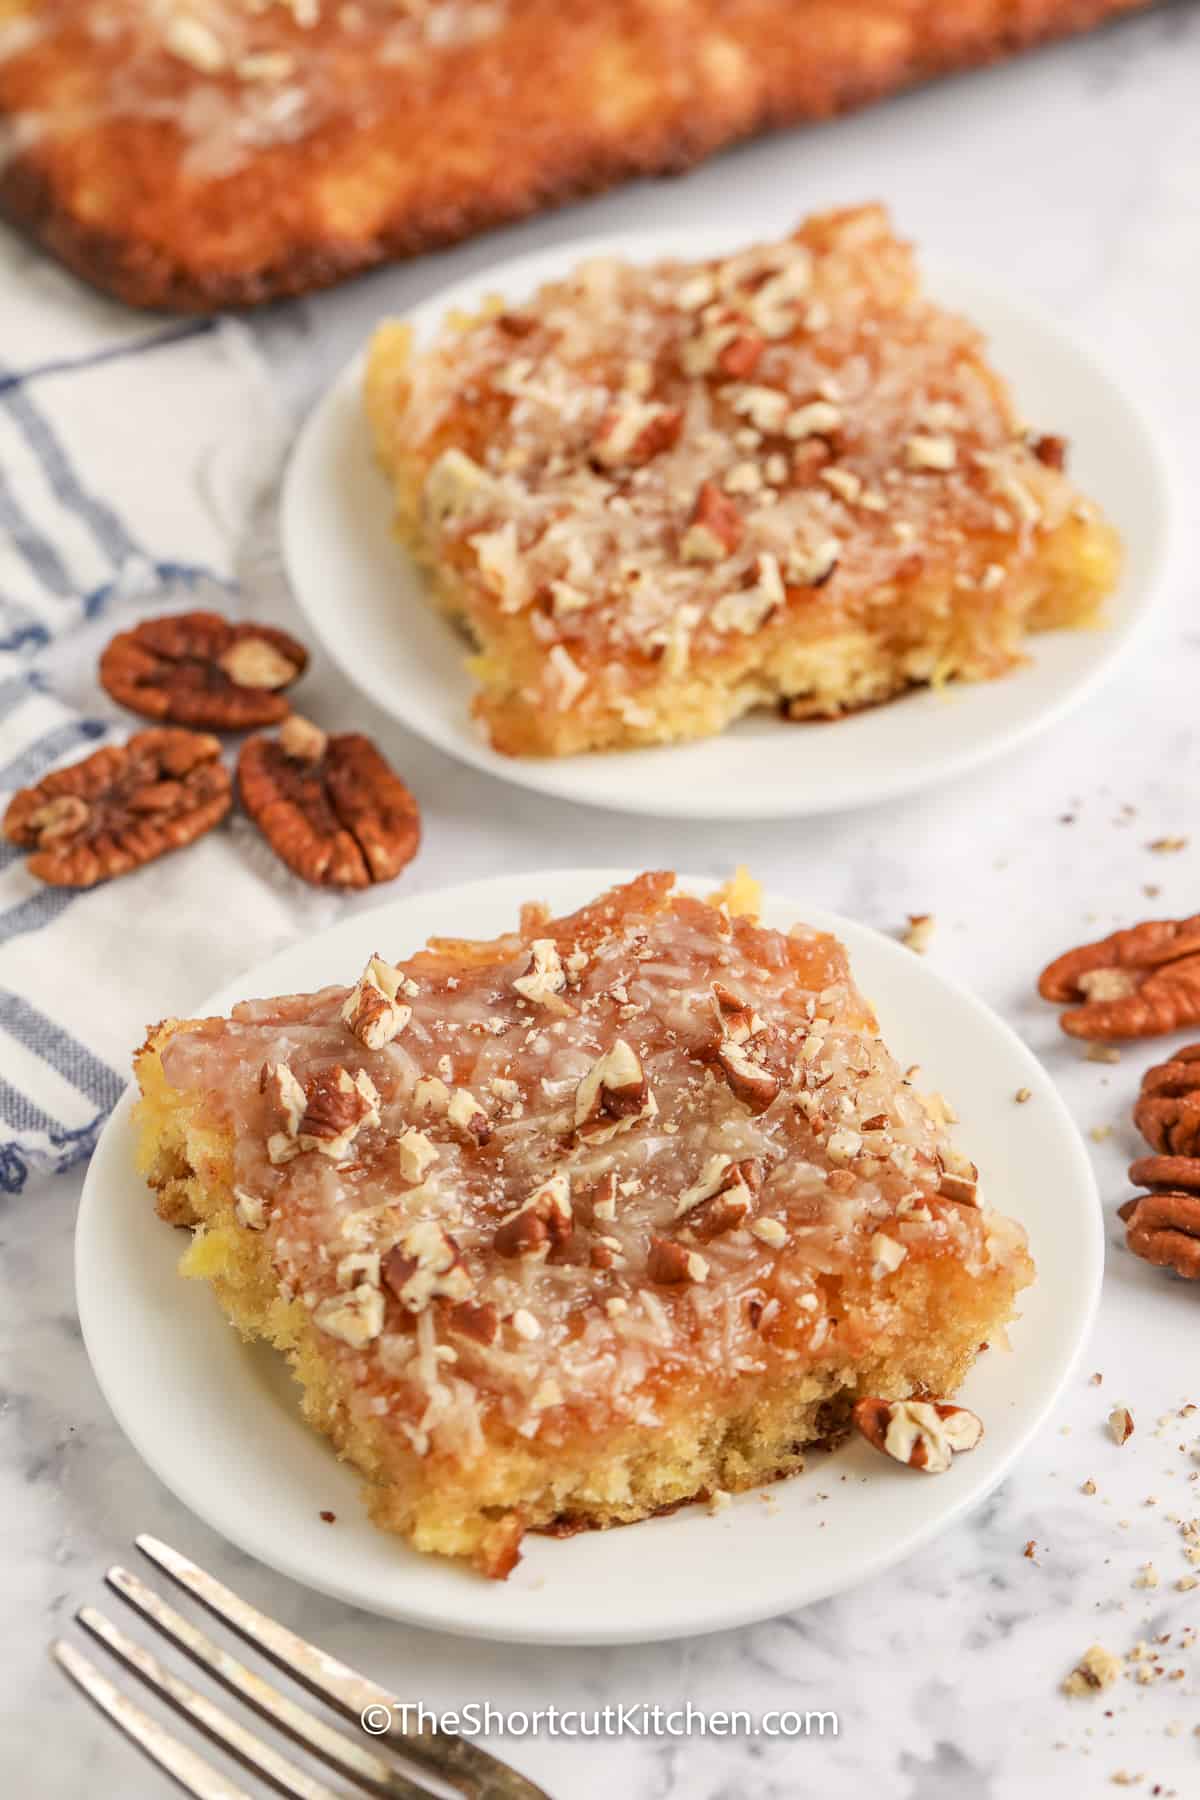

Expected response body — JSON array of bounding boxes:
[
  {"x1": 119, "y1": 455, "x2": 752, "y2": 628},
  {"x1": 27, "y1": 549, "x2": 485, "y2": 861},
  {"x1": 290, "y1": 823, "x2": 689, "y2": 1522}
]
[{"x1": 5, "y1": 5, "x2": 1200, "y2": 1794}]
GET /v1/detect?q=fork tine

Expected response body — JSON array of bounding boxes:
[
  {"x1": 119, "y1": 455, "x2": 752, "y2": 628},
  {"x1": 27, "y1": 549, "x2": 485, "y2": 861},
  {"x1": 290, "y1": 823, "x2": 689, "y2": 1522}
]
[
  {"x1": 76, "y1": 1607, "x2": 345, "y2": 1800},
  {"x1": 52, "y1": 1639, "x2": 253, "y2": 1800},
  {"x1": 107, "y1": 1565, "x2": 426, "y2": 1800},
  {"x1": 136, "y1": 1538, "x2": 552, "y2": 1800}
]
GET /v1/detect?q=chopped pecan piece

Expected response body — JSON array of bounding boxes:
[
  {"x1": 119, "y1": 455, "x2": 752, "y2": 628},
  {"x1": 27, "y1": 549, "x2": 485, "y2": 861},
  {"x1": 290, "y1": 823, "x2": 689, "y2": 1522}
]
[
  {"x1": 646, "y1": 1236, "x2": 709, "y2": 1285},
  {"x1": 494, "y1": 1172, "x2": 573, "y2": 1260},
  {"x1": 296, "y1": 1066, "x2": 380, "y2": 1160},
  {"x1": 341, "y1": 956, "x2": 411, "y2": 1049},
  {"x1": 1106, "y1": 1405, "x2": 1135, "y2": 1444},
  {"x1": 448, "y1": 1086, "x2": 491, "y2": 1144},
  {"x1": 574, "y1": 1040, "x2": 657, "y2": 1143},
  {"x1": 716, "y1": 331, "x2": 766, "y2": 379},
  {"x1": 674, "y1": 1153, "x2": 762, "y2": 1239},
  {"x1": 513, "y1": 939, "x2": 574, "y2": 1014},
  {"x1": 1030, "y1": 432, "x2": 1068, "y2": 470},
  {"x1": 1038, "y1": 917, "x2": 1200, "y2": 1040},
  {"x1": 711, "y1": 979, "x2": 756, "y2": 1043},
  {"x1": 382, "y1": 1222, "x2": 471, "y2": 1313},
  {"x1": 3, "y1": 728, "x2": 231, "y2": 887},
  {"x1": 447, "y1": 1300, "x2": 500, "y2": 1345},
  {"x1": 592, "y1": 399, "x2": 682, "y2": 469},
  {"x1": 313, "y1": 1285, "x2": 384, "y2": 1348},
  {"x1": 238, "y1": 723, "x2": 421, "y2": 889},
  {"x1": 937, "y1": 1150, "x2": 980, "y2": 1207},
  {"x1": 681, "y1": 481, "x2": 743, "y2": 563},
  {"x1": 715, "y1": 1039, "x2": 780, "y2": 1113},
  {"x1": 853, "y1": 1397, "x2": 983, "y2": 1473},
  {"x1": 99, "y1": 611, "x2": 307, "y2": 729}
]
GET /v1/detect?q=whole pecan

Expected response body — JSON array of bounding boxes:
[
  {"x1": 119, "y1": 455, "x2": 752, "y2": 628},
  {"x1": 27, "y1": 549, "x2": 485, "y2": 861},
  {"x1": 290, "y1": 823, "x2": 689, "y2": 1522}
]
[
  {"x1": 1118, "y1": 1191, "x2": 1200, "y2": 1280},
  {"x1": 3, "y1": 729, "x2": 231, "y2": 887},
  {"x1": 100, "y1": 611, "x2": 308, "y2": 730},
  {"x1": 238, "y1": 718, "x2": 421, "y2": 889},
  {"x1": 1121, "y1": 1047, "x2": 1200, "y2": 1280},
  {"x1": 1038, "y1": 916, "x2": 1200, "y2": 1040}
]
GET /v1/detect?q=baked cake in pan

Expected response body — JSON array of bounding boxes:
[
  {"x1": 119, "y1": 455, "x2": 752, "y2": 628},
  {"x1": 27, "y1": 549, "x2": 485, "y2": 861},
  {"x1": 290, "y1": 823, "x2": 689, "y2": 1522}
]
[
  {"x1": 0, "y1": 1, "x2": 1150, "y2": 311},
  {"x1": 135, "y1": 870, "x2": 1033, "y2": 1578},
  {"x1": 365, "y1": 206, "x2": 1120, "y2": 756}
]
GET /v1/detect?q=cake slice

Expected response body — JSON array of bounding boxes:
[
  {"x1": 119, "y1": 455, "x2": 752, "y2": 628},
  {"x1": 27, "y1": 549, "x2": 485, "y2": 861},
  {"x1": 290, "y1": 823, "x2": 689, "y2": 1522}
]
[
  {"x1": 135, "y1": 871, "x2": 1033, "y2": 1577},
  {"x1": 365, "y1": 204, "x2": 1120, "y2": 755}
]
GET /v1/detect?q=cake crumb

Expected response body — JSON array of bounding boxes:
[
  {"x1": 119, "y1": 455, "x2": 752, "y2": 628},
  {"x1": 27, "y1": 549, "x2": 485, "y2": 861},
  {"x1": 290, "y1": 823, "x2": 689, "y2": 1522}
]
[
  {"x1": 1134, "y1": 1563, "x2": 1160, "y2": 1590},
  {"x1": 1090, "y1": 1124, "x2": 1113, "y2": 1143},
  {"x1": 1015, "y1": 1086, "x2": 1032, "y2": 1104},
  {"x1": 1064, "y1": 1644, "x2": 1123, "y2": 1696},
  {"x1": 1083, "y1": 1479, "x2": 1098, "y2": 1495},
  {"x1": 1148, "y1": 837, "x2": 1188, "y2": 854},
  {"x1": 1087, "y1": 1044, "x2": 1122, "y2": 1064},
  {"x1": 1090, "y1": 1373, "x2": 1104, "y2": 1386}
]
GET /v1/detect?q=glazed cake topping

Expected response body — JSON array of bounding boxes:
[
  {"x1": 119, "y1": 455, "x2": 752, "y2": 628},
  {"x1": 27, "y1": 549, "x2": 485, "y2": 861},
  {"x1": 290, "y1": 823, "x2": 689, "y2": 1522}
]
[
  {"x1": 2, "y1": 1, "x2": 510, "y2": 179},
  {"x1": 161, "y1": 873, "x2": 1027, "y2": 1458},
  {"x1": 389, "y1": 207, "x2": 1092, "y2": 713}
]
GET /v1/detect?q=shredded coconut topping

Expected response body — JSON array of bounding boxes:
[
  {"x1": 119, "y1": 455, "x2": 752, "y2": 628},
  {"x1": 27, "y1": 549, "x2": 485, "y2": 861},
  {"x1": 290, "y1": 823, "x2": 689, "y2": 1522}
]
[{"x1": 163, "y1": 873, "x2": 1027, "y2": 1454}]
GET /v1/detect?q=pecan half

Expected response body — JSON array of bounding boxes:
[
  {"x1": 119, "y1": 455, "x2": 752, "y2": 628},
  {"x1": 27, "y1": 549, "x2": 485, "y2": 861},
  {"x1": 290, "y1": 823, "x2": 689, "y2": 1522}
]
[
  {"x1": 238, "y1": 721, "x2": 421, "y2": 889},
  {"x1": 1118, "y1": 1191, "x2": 1200, "y2": 1280},
  {"x1": 3, "y1": 728, "x2": 230, "y2": 887},
  {"x1": 1132, "y1": 1046, "x2": 1200, "y2": 1157},
  {"x1": 100, "y1": 611, "x2": 307, "y2": 729},
  {"x1": 1038, "y1": 917, "x2": 1200, "y2": 1040},
  {"x1": 853, "y1": 1396, "x2": 983, "y2": 1473}
]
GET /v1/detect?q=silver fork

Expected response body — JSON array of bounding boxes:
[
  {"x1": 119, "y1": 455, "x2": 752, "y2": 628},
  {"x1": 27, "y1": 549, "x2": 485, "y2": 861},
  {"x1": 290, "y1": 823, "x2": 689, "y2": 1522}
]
[{"x1": 51, "y1": 1535, "x2": 553, "y2": 1800}]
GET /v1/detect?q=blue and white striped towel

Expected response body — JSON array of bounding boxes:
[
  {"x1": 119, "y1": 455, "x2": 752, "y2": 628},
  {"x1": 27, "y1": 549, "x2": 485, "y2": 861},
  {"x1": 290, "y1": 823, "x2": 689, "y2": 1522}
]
[{"x1": 0, "y1": 238, "x2": 349, "y2": 1190}]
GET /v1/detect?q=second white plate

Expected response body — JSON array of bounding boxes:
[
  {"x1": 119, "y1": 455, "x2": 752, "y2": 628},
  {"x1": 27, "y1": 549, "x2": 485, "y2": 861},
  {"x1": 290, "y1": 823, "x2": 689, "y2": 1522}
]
[
  {"x1": 77, "y1": 870, "x2": 1101, "y2": 1645},
  {"x1": 281, "y1": 229, "x2": 1169, "y2": 820}
]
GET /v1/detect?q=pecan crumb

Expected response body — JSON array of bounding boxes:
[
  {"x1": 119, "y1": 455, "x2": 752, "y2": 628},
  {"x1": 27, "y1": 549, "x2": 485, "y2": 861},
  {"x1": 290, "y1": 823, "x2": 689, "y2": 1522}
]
[
  {"x1": 1063, "y1": 1644, "x2": 1123, "y2": 1696},
  {"x1": 901, "y1": 912, "x2": 936, "y2": 954},
  {"x1": 1109, "y1": 1407, "x2": 1135, "y2": 1445}
]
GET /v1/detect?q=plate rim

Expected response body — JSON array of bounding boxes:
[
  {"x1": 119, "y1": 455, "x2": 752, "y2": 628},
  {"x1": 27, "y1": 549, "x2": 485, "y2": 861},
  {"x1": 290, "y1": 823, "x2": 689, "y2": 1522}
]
[
  {"x1": 75, "y1": 867, "x2": 1103, "y2": 1645},
  {"x1": 280, "y1": 226, "x2": 1172, "y2": 822}
]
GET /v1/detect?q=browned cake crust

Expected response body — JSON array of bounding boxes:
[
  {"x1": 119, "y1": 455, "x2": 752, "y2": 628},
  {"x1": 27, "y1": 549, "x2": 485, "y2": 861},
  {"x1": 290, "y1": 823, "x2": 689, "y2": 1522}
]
[{"x1": 0, "y1": 0, "x2": 1151, "y2": 312}]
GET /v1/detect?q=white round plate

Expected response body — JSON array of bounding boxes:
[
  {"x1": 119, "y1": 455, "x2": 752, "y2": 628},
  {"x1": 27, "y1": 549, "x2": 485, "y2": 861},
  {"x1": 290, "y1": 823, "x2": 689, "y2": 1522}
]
[
  {"x1": 281, "y1": 230, "x2": 1169, "y2": 820},
  {"x1": 78, "y1": 870, "x2": 1100, "y2": 1645}
]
